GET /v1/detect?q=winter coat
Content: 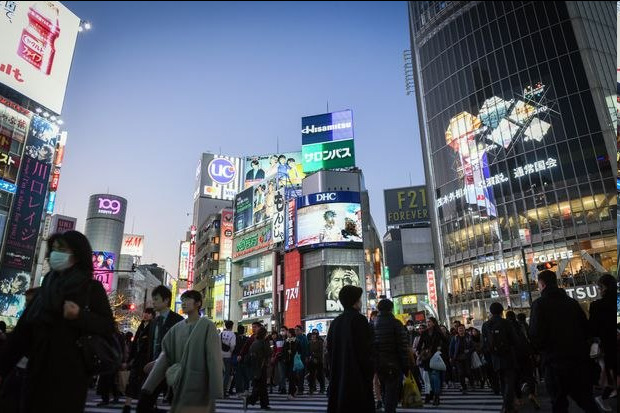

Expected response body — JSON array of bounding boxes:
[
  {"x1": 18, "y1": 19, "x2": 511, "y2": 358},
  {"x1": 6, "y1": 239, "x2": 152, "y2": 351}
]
[
  {"x1": 327, "y1": 308, "x2": 375, "y2": 413},
  {"x1": 148, "y1": 310, "x2": 184, "y2": 361},
  {"x1": 449, "y1": 334, "x2": 473, "y2": 361},
  {"x1": 248, "y1": 337, "x2": 272, "y2": 379},
  {"x1": 589, "y1": 292, "x2": 616, "y2": 369},
  {"x1": 529, "y1": 286, "x2": 590, "y2": 367},
  {"x1": 283, "y1": 337, "x2": 299, "y2": 368},
  {"x1": 309, "y1": 339, "x2": 324, "y2": 365},
  {"x1": 0, "y1": 270, "x2": 114, "y2": 413},
  {"x1": 372, "y1": 311, "x2": 410, "y2": 375},
  {"x1": 482, "y1": 315, "x2": 518, "y2": 372},
  {"x1": 415, "y1": 328, "x2": 445, "y2": 369}
]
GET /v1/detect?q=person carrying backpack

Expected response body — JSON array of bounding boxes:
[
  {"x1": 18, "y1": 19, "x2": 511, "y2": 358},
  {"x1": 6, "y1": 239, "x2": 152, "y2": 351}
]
[
  {"x1": 482, "y1": 302, "x2": 519, "y2": 413},
  {"x1": 221, "y1": 320, "x2": 236, "y2": 398}
]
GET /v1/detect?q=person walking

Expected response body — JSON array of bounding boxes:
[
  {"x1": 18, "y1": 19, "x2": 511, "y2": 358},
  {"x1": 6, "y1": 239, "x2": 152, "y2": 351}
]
[
  {"x1": 588, "y1": 274, "x2": 617, "y2": 412},
  {"x1": 243, "y1": 326, "x2": 272, "y2": 410},
  {"x1": 506, "y1": 311, "x2": 540, "y2": 410},
  {"x1": 283, "y1": 328, "x2": 300, "y2": 400},
  {"x1": 529, "y1": 270, "x2": 599, "y2": 413},
  {"x1": 373, "y1": 299, "x2": 410, "y2": 413},
  {"x1": 273, "y1": 327, "x2": 287, "y2": 394},
  {"x1": 416, "y1": 317, "x2": 445, "y2": 405},
  {"x1": 294, "y1": 325, "x2": 309, "y2": 395},
  {"x1": 308, "y1": 332, "x2": 326, "y2": 395},
  {"x1": 0, "y1": 231, "x2": 115, "y2": 412},
  {"x1": 97, "y1": 322, "x2": 126, "y2": 406},
  {"x1": 138, "y1": 290, "x2": 223, "y2": 413},
  {"x1": 231, "y1": 325, "x2": 249, "y2": 396},
  {"x1": 123, "y1": 308, "x2": 155, "y2": 413},
  {"x1": 238, "y1": 322, "x2": 262, "y2": 396},
  {"x1": 449, "y1": 324, "x2": 474, "y2": 394},
  {"x1": 221, "y1": 320, "x2": 237, "y2": 398},
  {"x1": 327, "y1": 284, "x2": 375, "y2": 413}
]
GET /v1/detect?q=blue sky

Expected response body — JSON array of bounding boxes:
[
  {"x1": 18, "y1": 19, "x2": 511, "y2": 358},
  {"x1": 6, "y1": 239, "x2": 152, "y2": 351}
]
[{"x1": 59, "y1": 1, "x2": 424, "y2": 275}]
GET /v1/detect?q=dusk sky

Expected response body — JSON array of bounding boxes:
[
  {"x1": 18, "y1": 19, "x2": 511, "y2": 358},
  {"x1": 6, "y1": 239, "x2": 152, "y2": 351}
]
[{"x1": 58, "y1": 1, "x2": 425, "y2": 275}]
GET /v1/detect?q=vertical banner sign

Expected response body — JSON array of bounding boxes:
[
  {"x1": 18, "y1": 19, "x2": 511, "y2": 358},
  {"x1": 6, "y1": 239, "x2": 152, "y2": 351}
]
[
  {"x1": 426, "y1": 269, "x2": 438, "y2": 314},
  {"x1": 284, "y1": 250, "x2": 301, "y2": 329},
  {"x1": 92, "y1": 251, "x2": 115, "y2": 293},
  {"x1": 284, "y1": 198, "x2": 296, "y2": 250},
  {"x1": 272, "y1": 187, "x2": 285, "y2": 243},
  {"x1": 188, "y1": 226, "x2": 197, "y2": 287},
  {"x1": 219, "y1": 208, "x2": 234, "y2": 260},
  {"x1": 178, "y1": 241, "x2": 190, "y2": 280}
]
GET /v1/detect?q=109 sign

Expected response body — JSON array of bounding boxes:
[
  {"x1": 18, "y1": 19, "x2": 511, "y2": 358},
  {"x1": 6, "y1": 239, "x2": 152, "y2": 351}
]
[{"x1": 98, "y1": 198, "x2": 121, "y2": 215}]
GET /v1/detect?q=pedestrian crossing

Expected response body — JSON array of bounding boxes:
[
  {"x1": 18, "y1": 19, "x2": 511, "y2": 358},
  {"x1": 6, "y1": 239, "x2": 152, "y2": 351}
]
[{"x1": 85, "y1": 385, "x2": 505, "y2": 412}]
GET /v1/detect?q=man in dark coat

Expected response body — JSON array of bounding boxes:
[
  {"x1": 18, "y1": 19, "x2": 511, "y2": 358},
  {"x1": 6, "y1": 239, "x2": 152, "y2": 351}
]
[
  {"x1": 529, "y1": 270, "x2": 598, "y2": 413},
  {"x1": 372, "y1": 299, "x2": 410, "y2": 413},
  {"x1": 327, "y1": 285, "x2": 375, "y2": 413}
]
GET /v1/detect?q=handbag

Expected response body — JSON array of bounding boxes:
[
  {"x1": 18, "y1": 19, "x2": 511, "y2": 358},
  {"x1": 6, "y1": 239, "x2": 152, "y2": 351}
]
[
  {"x1": 429, "y1": 351, "x2": 447, "y2": 371},
  {"x1": 76, "y1": 282, "x2": 122, "y2": 376}
]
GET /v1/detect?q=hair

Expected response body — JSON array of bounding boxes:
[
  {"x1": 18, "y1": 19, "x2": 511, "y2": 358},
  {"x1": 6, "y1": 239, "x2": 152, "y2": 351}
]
[
  {"x1": 295, "y1": 325, "x2": 303, "y2": 330},
  {"x1": 517, "y1": 313, "x2": 527, "y2": 323},
  {"x1": 538, "y1": 270, "x2": 558, "y2": 287},
  {"x1": 251, "y1": 159, "x2": 259, "y2": 166},
  {"x1": 280, "y1": 325, "x2": 288, "y2": 331},
  {"x1": 152, "y1": 285, "x2": 173, "y2": 306},
  {"x1": 144, "y1": 307, "x2": 156, "y2": 316},
  {"x1": 377, "y1": 299, "x2": 394, "y2": 312},
  {"x1": 225, "y1": 320, "x2": 234, "y2": 330},
  {"x1": 312, "y1": 329, "x2": 319, "y2": 334},
  {"x1": 490, "y1": 302, "x2": 504, "y2": 315},
  {"x1": 180, "y1": 290, "x2": 202, "y2": 308},
  {"x1": 287, "y1": 158, "x2": 296, "y2": 164},
  {"x1": 453, "y1": 320, "x2": 461, "y2": 325},
  {"x1": 370, "y1": 310, "x2": 379, "y2": 318},
  {"x1": 278, "y1": 155, "x2": 286, "y2": 162},
  {"x1": 47, "y1": 231, "x2": 94, "y2": 277},
  {"x1": 125, "y1": 331, "x2": 133, "y2": 339},
  {"x1": 406, "y1": 320, "x2": 415, "y2": 326},
  {"x1": 252, "y1": 321, "x2": 262, "y2": 328},
  {"x1": 427, "y1": 317, "x2": 438, "y2": 328},
  {"x1": 505, "y1": 310, "x2": 516, "y2": 321},
  {"x1": 0, "y1": 321, "x2": 6, "y2": 333},
  {"x1": 288, "y1": 328, "x2": 296, "y2": 336},
  {"x1": 256, "y1": 326, "x2": 268, "y2": 340},
  {"x1": 597, "y1": 274, "x2": 616, "y2": 297},
  {"x1": 237, "y1": 325, "x2": 246, "y2": 335}
]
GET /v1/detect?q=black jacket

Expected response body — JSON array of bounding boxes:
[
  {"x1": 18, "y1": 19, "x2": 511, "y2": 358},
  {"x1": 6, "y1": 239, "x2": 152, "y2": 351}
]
[
  {"x1": 148, "y1": 310, "x2": 184, "y2": 361},
  {"x1": 0, "y1": 275, "x2": 114, "y2": 412},
  {"x1": 416, "y1": 328, "x2": 444, "y2": 369},
  {"x1": 372, "y1": 312, "x2": 410, "y2": 374},
  {"x1": 327, "y1": 308, "x2": 375, "y2": 413},
  {"x1": 482, "y1": 315, "x2": 518, "y2": 372},
  {"x1": 129, "y1": 320, "x2": 153, "y2": 368},
  {"x1": 588, "y1": 292, "x2": 616, "y2": 367},
  {"x1": 529, "y1": 286, "x2": 590, "y2": 367}
]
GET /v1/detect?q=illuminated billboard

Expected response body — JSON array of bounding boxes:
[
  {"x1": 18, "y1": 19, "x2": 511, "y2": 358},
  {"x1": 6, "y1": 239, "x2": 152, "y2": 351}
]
[
  {"x1": 242, "y1": 275, "x2": 272, "y2": 299},
  {"x1": 301, "y1": 139, "x2": 355, "y2": 173},
  {"x1": 87, "y1": 194, "x2": 128, "y2": 222},
  {"x1": 93, "y1": 251, "x2": 115, "y2": 293},
  {"x1": 198, "y1": 153, "x2": 242, "y2": 201},
  {"x1": 284, "y1": 250, "x2": 301, "y2": 328},
  {"x1": 301, "y1": 110, "x2": 353, "y2": 145},
  {"x1": 213, "y1": 274, "x2": 225, "y2": 321},
  {"x1": 0, "y1": 1, "x2": 81, "y2": 114},
  {"x1": 234, "y1": 186, "x2": 254, "y2": 233},
  {"x1": 121, "y1": 234, "x2": 144, "y2": 257},
  {"x1": 232, "y1": 224, "x2": 272, "y2": 260},
  {"x1": 244, "y1": 152, "x2": 305, "y2": 189},
  {"x1": 178, "y1": 241, "x2": 190, "y2": 280},
  {"x1": 384, "y1": 186, "x2": 429, "y2": 227},
  {"x1": 296, "y1": 191, "x2": 362, "y2": 248},
  {"x1": 0, "y1": 268, "x2": 31, "y2": 326},
  {"x1": 219, "y1": 208, "x2": 234, "y2": 260},
  {"x1": 325, "y1": 265, "x2": 362, "y2": 312}
]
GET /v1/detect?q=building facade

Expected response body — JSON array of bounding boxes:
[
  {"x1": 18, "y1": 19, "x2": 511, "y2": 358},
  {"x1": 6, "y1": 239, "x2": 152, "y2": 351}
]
[{"x1": 408, "y1": 1, "x2": 616, "y2": 323}]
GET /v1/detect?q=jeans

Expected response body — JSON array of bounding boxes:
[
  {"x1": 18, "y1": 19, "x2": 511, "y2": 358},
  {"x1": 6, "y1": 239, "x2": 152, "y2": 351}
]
[
  {"x1": 498, "y1": 368, "x2": 517, "y2": 411},
  {"x1": 277, "y1": 361, "x2": 287, "y2": 392},
  {"x1": 544, "y1": 363, "x2": 598, "y2": 413},
  {"x1": 379, "y1": 372, "x2": 402, "y2": 413},
  {"x1": 429, "y1": 369, "x2": 442, "y2": 396},
  {"x1": 223, "y1": 358, "x2": 232, "y2": 395}
]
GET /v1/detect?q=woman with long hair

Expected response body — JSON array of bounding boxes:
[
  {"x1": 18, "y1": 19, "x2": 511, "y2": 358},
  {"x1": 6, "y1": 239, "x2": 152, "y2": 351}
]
[{"x1": 0, "y1": 231, "x2": 114, "y2": 412}]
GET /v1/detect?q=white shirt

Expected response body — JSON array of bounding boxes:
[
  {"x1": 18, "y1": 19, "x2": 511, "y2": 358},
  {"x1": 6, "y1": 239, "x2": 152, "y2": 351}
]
[{"x1": 221, "y1": 330, "x2": 236, "y2": 358}]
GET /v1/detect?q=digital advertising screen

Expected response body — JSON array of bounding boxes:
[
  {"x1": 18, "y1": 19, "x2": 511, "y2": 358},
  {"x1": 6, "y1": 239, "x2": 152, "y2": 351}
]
[
  {"x1": 92, "y1": 251, "x2": 115, "y2": 293},
  {"x1": 325, "y1": 265, "x2": 362, "y2": 312},
  {"x1": 301, "y1": 109, "x2": 353, "y2": 145},
  {"x1": 234, "y1": 186, "x2": 254, "y2": 232},
  {"x1": 296, "y1": 191, "x2": 362, "y2": 248},
  {"x1": 0, "y1": 1, "x2": 81, "y2": 114},
  {"x1": 244, "y1": 152, "x2": 305, "y2": 189}
]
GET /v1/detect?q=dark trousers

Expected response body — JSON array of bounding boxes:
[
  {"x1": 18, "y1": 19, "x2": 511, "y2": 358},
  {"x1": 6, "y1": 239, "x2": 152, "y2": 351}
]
[
  {"x1": 485, "y1": 355, "x2": 500, "y2": 394},
  {"x1": 498, "y1": 368, "x2": 517, "y2": 411},
  {"x1": 98, "y1": 371, "x2": 120, "y2": 403},
  {"x1": 248, "y1": 374, "x2": 269, "y2": 408},
  {"x1": 544, "y1": 364, "x2": 598, "y2": 413},
  {"x1": 379, "y1": 372, "x2": 402, "y2": 413},
  {"x1": 288, "y1": 367, "x2": 299, "y2": 395},
  {"x1": 223, "y1": 358, "x2": 232, "y2": 395},
  {"x1": 455, "y1": 358, "x2": 471, "y2": 390},
  {"x1": 308, "y1": 362, "x2": 326, "y2": 393}
]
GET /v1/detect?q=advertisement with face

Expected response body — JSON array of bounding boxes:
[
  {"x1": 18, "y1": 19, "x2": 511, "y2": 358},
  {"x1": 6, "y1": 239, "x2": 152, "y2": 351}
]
[
  {"x1": 0, "y1": 1, "x2": 80, "y2": 114},
  {"x1": 325, "y1": 265, "x2": 361, "y2": 312},
  {"x1": 93, "y1": 251, "x2": 115, "y2": 293},
  {"x1": 234, "y1": 186, "x2": 254, "y2": 232},
  {"x1": 244, "y1": 152, "x2": 305, "y2": 190},
  {"x1": 0, "y1": 268, "x2": 30, "y2": 326},
  {"x1": 253, "y1": 178, "x2": 278, "y2": 227},
  {"x1": 296, "y1": 203, "x2": 362, "y2": 248}
]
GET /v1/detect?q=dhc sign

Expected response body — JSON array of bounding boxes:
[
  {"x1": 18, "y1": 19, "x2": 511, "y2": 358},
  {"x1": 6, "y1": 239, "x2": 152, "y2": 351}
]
[
  {"x1": 315, "y1": 193, "x2": 337, "y2": 203},
  {"x1": 298, "y1": 191, "x2": 361, "y2": 208}
]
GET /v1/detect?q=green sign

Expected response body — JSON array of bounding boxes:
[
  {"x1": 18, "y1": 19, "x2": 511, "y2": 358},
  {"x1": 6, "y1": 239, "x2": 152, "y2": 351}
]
[
  {"x1": 233, "y1": 224, "x2": 272, "y2": 259},
  {"x1": 301, "y1": 139, "x2": 355, "y2": 173}
]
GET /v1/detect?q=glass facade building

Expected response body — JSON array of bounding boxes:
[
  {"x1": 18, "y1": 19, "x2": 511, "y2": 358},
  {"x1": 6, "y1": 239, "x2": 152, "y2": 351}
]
[{"x1": 408, "y1": 1, "x2": 616, "y2": 322}]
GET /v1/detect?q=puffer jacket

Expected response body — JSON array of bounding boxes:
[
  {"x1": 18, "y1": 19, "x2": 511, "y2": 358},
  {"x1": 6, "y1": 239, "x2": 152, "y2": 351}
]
[{"x1": 372, "y1": 311, "x2": 410, "y2": 374}]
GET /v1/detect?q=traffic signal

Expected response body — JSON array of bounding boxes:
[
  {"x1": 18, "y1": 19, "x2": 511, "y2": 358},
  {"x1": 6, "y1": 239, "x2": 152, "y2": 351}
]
[
  {"x1": 129, "y1": 303, "x2": 136, "y2": 311},
  {"x1": 121, "y1": 303, "x2": 136, "y2": 311}
]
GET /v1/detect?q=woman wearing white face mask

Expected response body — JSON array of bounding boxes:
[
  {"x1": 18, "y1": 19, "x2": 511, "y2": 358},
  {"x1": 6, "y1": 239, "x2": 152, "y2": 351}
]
[{"x1": 0, "y1": 230, "x2": 114, "y2": 413}]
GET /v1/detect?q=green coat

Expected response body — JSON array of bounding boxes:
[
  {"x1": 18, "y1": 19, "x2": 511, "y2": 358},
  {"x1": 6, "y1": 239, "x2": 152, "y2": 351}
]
[{"x1": 143, "y1": 317, "x2": 224, "y2": 413}]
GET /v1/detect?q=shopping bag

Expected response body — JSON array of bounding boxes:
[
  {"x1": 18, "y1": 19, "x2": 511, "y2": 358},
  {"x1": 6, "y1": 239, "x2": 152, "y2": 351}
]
[
  {"x1": 429, "y1": 351, "x2": 447, "y2": 371},
  {"x1": 471, "y1": 351, "x2": 483, "y2": 369},
  {"x1": 293, "y1": 353, "x2": 304, "y2": 372},
  {"x1": 401, "y1": 371, "x2": 423, "y2": 408}
]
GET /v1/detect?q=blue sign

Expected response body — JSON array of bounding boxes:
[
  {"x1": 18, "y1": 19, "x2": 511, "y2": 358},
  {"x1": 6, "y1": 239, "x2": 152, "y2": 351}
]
[
  {"x1": 46, "y1": 191, "x2": 56, "y2": 215},
  {"x1": 208, "y1": 158, "x2": 236, "y2": 185},
  {"x1": 301, "y1": 109, "x2": 353, "y2": 145},
  {"x1": 0, "y1": 179, "x2": 17, "y2": 194},
  {"x1": 297, "y1": 191, "x2": 360, "y2": 208}
]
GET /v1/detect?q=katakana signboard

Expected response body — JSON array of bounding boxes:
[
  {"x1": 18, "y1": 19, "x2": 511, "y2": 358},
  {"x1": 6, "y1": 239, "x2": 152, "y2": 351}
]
[{"x1": 301, "y1": 139, "x2": 355, "y2": 173}]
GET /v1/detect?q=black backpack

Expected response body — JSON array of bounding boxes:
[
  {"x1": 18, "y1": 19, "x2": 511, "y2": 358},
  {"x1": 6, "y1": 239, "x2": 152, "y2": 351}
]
[{"x1": 488, "y1": 321, "x2": 509, "y2": 354}]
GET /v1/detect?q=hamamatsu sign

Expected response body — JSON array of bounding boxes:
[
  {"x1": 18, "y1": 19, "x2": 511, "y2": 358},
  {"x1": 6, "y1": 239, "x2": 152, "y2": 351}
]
[{"x1": 384, "y1": 186, "x2": 429, "y2": 227}]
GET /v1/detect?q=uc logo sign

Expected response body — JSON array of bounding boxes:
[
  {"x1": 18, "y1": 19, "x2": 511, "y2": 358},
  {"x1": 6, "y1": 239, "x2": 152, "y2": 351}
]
[{"x1": 208, "y1": 158, "x2": 236, "y2": 185}]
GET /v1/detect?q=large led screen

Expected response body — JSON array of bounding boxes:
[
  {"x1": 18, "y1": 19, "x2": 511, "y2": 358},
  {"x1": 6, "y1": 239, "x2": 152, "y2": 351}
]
[
  {"x1": 92, "y1": 251, "x2": 115, "y2": 293},
  {"x1": 296, "y1": 202, "x2": 362, "y2": 248}
]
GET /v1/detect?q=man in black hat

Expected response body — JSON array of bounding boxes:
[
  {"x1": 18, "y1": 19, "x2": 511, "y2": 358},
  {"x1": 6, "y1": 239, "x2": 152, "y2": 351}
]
[{"x1": 326, "y1": 285, "x2": 375, "y2": 413}]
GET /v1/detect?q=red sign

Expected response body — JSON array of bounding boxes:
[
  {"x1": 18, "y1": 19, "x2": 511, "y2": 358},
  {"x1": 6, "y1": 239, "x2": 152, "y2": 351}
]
[
  {"x1": 187, "y1": 225, "x2": 196, "y2": 287},
  {"x1": 284, "y1": 250, "x2": 301, "y2": 328},
  {"x1": 53, "y1": 145, "x2": 65, "y2": 167},
  {"x1": 49, "y1": 167, "x2": 60, "y2": 191},
  {"x1": 219, "y1": 208, "x2": 234, "y2": 260},
  {"x1": 55, "y1": 218, "x2": 75, "y2": 233},
  {"x1": 426, "y1": 269, "x2": 438, "y2": 313}
]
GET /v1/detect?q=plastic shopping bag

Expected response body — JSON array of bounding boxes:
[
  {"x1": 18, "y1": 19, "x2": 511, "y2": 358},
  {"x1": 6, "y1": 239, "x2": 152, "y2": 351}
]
[
  {"x1": 401, "y1": 371, "x2": 423, "y2": 408},
  {"x1": 429, "y1": 351, "x2": 447, "y2": 371},
  {"x1": 471, "y1": 351, "x2": 483, "y2": 369}
]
